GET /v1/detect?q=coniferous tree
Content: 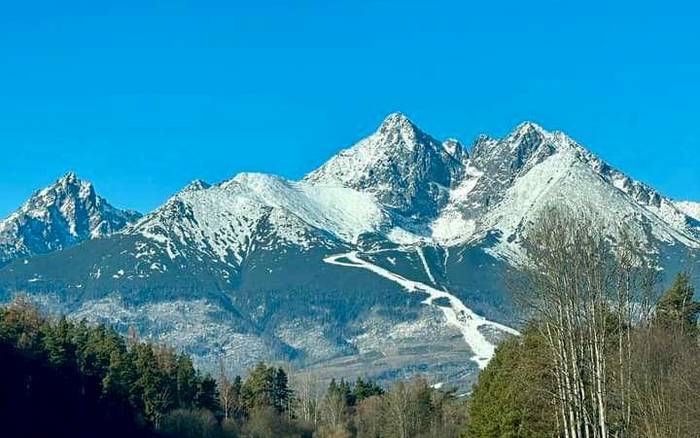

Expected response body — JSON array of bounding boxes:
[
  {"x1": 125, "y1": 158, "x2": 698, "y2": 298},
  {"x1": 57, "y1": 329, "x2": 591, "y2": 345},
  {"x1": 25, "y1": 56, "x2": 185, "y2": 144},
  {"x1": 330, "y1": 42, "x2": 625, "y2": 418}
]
[
  {"x1": 41, "y1": 315, "x2": 74, "y2": 368},
  {"x1": 0, "y1": 295, "x2": 44, "y2": 354},
  {"x1": 102, "y1": 346, "x2": 134, "y2": 405},
  {"x1": 272, "y1": 367, "x2": 292, "y2": 414},
  {"x1": 0, "y1": 298, "x2": 154, "y2": 437},
  {"x1": 195, "y1": 373, "x2": 220, "y2": 413},
  {"x1": 466, "y1": 327, "x2": 556, "y2": 438},
  {"x1": 175, "y1": 354, "x2": 198, "y2": 408},
  {"x1": 231, "y1": 375, "x2": 244, "y2": 420},
  {"x1": 339, "y1": 378, "x2": 355, "y2": 407},
  {"x1": 655, "y1": 272, "x2": 700, "y2": 334},
  {"x1": 131, "y1": 343, "x2": 174, "y2": 428},
  {"x1": 353, "y1": 377, "x2": 383, "y2": 403},
  {"x1": 242, "y1": 362, "x2": 275, "y2": 411}
]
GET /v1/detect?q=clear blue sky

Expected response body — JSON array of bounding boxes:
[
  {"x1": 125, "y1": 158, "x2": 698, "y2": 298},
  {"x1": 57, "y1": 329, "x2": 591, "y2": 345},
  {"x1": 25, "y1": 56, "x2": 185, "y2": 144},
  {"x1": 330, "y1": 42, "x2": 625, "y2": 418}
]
[{"x1": 1, "y1": 0, "x2": 698, "y2": 218}]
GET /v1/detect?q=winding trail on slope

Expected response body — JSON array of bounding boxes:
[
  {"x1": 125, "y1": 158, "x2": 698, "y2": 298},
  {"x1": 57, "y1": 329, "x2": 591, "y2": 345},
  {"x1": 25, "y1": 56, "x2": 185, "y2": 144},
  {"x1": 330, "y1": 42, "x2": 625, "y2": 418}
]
[
  {"x1": 323, "y1": 251, "x2": 519, "y2": 369},
  {"x1": 416, "y1": 247, "x2": 437, "y2": 285}
]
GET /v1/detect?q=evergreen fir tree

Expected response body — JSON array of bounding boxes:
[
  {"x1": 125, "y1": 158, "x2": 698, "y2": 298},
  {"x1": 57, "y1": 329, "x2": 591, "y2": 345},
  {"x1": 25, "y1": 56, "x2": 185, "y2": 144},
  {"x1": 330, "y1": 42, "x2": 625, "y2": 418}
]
[
  {"x1": 231, "y1": 375, "x2": 244, "y2": 420},
  {"x1": 272, "y1": 367, "x2": 292, "y2": 414},
  {"x1": 242, "y1": 362, "x2": 275, "y2": 410},
  {"x1": 353, "y1": 377, "x2": 383, "y2": 402},
  {"x1": 195, "y1": 374, "x2": 220, "y2": 413},
  {"x1": 656, "y1": 272, "x2": 700, "y2": 333},
  {"x1": 175, "y1": 354, "x2": 197, "y2": 408},
  {"x1": 41, "y1": 316, "x2": 73, "y2": 368},
  {"x1": 465, "y1": 327, "x2": 555, "y2": 438}
]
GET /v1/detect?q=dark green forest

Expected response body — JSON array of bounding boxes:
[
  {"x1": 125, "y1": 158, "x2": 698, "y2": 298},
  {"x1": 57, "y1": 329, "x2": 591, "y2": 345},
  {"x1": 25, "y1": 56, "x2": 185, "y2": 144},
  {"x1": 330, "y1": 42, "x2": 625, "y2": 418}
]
[{"x1": 0, "y1": 296, "x2": 467, "y2": 438}]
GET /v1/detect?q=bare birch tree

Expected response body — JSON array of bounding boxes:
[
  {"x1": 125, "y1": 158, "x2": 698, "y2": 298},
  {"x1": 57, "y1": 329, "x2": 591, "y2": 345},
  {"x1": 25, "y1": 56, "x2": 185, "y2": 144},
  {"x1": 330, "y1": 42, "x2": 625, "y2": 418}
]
[
  {"x1": 515, "y1": 206, "x2": 656, "y2": 438},
  {"x1": 292, "y1": 373, "x2": 324, "y2": 426},
  {"x1": 218, "y1": 358, "x2": 234, "y2": 420}
]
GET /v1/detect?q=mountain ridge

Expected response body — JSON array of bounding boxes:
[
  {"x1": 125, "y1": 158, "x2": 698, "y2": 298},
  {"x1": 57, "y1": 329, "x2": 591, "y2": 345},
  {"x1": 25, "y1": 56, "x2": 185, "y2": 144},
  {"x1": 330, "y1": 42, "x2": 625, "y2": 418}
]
[{"x1": 0, "y1": 114, "x2": 697, "y2": 389}]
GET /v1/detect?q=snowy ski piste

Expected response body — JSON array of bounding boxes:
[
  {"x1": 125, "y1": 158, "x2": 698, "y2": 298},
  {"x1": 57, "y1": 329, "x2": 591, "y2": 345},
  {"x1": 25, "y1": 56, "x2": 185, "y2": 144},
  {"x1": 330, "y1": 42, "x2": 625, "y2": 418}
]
[{"x1": 324, "y1": 251, "x2": 519, "y2": 369}]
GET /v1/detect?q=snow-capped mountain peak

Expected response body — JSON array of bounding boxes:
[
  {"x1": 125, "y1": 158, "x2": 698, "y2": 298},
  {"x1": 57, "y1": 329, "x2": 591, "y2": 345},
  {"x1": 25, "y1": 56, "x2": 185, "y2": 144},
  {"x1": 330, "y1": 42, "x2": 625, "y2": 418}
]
[
  {"x1": 0, "y1": 173, "x2": 141, "y2": 265},
  {"x1": 378, "y1": 111, "x2": 413, "y2": 128},
  {"x1": 59, "y1": 170, "x2": 79, "y2": 184},
  {"x1": 305, "y1": 113, "x2": 468, "y2": 218},
  {"x1": 181, "y1": 179, "x2": 212, "y2": 193},
  {"x1": 428, "y1": 120, "x2": 700, "y2": 253},
  {"x1": 375, "y1": 112, "x2": 424, "y2": 146},
  {"x1": 507, "y1": 121, "x2": 547, "y2": 141}
]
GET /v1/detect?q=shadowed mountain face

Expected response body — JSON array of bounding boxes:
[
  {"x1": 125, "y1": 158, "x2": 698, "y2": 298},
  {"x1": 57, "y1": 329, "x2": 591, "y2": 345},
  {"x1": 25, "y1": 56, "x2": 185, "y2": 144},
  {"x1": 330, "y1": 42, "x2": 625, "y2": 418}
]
[{"x1": 1, "y1": 114, "x2": 698, "y2": 389}]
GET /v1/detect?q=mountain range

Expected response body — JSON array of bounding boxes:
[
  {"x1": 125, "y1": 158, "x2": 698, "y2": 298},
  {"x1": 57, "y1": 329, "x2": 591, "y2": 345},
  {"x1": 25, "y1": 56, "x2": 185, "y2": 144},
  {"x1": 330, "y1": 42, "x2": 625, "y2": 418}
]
[{"x1": 1, "y1": 113, "x2": 698, "y2": 389}]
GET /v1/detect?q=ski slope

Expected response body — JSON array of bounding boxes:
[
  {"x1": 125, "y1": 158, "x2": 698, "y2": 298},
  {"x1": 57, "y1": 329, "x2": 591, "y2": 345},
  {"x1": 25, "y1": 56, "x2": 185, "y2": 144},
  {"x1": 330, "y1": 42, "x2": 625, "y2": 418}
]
[{"x1": 324, "y1": 251, "x2": 519, "y2": 369}]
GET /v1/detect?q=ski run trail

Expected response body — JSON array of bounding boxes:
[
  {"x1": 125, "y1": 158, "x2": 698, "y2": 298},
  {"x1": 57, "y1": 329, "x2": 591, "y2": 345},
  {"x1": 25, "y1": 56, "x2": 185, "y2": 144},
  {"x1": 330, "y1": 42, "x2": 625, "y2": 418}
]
[{"x1": 324, "y1": 250, "x2": 519, "y2": 369}]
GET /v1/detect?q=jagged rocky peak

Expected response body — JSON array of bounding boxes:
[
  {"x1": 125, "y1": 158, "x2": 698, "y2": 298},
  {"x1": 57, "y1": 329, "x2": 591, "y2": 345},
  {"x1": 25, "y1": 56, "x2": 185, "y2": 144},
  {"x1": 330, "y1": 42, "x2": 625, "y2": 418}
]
[
  {"x1": 305, "y1": 112, "x2": 469, "y2": 217},
  {"x1": 59, "y1": 170, "x2": 79, "y2": 184},
  {"x1": 350, "y1": 111, "x2": 442, "y2": 157},
  {"x1": 376, "y1": 113, "x2": 469, "y2": 161},
  {"x1": 378, "y1": 111, "x2": 413, "y2": 130},
  {"x1": 181, "y1": 179, "x2": 211, "y2": 193},
  {"x1": 36, "y1": 171, "x2": 92, "y2": 202},
  {"x1": 508, "y1": 121, "x2": 547, "y2": 141},
  {"x1": 470, "y1": 121, "x2": 559, "y2": 173},
  {"x1": 374, "y1": 112, "x2": 425, "y2": 146},
  {"x1": 469, "y1": 134, "x2": 497, "y2": 157},
  {"x1": 442, "y1": 138, "x2": 469, "y2": 162},
  {"x1": 0, "y1": 172, "x2": 141, "y2": 265},
  {"x1": 21, "y1": 172, "x2": 99, "y2": 220},
  {"x1": 499, "y1": 121, "x2": 550, "y2": 154}
]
